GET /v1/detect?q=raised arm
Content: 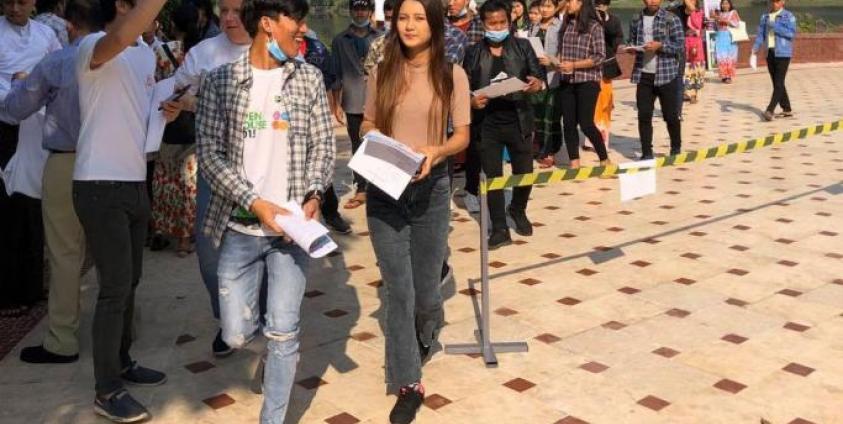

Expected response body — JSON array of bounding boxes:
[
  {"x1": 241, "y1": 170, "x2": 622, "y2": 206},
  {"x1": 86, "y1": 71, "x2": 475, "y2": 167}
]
[{"x1": 89, "y1": 0, "x2": 168, "y2": 69}]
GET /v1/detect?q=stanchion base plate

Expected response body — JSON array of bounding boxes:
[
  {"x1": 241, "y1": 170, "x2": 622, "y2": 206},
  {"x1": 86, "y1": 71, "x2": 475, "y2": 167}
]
[{"x1": 444, "y1": 338, "x2": 529, "y2": 368}]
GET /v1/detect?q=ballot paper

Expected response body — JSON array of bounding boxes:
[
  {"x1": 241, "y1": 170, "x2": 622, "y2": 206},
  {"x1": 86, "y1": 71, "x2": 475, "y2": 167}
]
[
  {"x1": 619, "y1": 159, "x2": 657, "y2": 202},
  {"x1": 274, "y1": 201, "x2": 338, "y2": 258},
  {"x1": 526, "y1": 37, "x2": 545, "y2": 57},
  {"x1": 348, "y1": 131, "x2": 426, "y2": 200},
  {"x1": 473, "y1": 77, "x2": 528, "y2": 99},
  {"x1": 515, "y1": 29, "x2": 529, "y2": 38},
  {"x1": 749, "y1": 53, "x2": 758, "y2": 71},
  {"x1": 145, "y1": 77, "x2": 175, "y2": 153},
  {"x1": 626, "y1": 45, "x2": 646, "y2": 52}
]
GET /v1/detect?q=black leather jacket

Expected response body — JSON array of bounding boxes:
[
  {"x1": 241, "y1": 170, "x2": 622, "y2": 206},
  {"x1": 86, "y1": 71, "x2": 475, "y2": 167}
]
[{"x1": 463, "y1": 36, "x2": 546, "y2": 137}]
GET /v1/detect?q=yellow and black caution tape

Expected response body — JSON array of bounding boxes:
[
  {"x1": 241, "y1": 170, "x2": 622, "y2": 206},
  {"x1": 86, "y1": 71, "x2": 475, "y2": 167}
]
[{"x1": 480, "y1": 119, "x2": 843, "y2": 194}]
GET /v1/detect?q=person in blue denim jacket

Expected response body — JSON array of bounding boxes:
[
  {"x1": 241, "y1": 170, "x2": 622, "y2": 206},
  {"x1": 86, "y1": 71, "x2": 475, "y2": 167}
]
[{"x1": 752, "y1": 0, "x2": 796, "y2": 121}]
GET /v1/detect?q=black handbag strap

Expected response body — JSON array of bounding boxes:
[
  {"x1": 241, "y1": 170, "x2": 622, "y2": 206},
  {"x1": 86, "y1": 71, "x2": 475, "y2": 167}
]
[{"x1": 161, "y1": 42, "x2": 180, "y2": 70}]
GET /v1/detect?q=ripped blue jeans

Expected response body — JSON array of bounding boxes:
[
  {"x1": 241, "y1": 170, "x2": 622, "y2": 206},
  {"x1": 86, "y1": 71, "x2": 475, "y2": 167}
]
[{"x1": 217, "y1": 229, "x2": 309, "y2": 424}]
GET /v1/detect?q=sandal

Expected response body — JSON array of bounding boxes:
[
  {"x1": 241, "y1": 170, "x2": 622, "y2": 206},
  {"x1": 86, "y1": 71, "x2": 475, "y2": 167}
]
[
  {"x1": 537, "y1": 156, "x2": 555, "y2": 169},
  {"x1": 176, "y1": 239, "x2": 194, "y2": 258},
  {"x1": 343, "y1": 193, "x2": 366, "y2": 210}
]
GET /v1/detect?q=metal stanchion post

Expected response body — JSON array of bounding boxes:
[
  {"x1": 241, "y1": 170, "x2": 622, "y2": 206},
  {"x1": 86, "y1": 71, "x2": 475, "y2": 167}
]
[{"x1": 445, "y1": 172, "x2": 528, "y2": 367}]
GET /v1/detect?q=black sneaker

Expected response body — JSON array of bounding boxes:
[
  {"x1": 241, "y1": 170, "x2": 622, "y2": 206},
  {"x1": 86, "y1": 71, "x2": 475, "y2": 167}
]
[
  {"x1": 440, "y1": 262, "x2": 453, "y2": 286},
  {"x1": 389, "y1": 385, "x2": 424, "y2": 424},
  {"x1": 121, "y1": 362, "x2": 167, "y2": 386},
  {"x1": 507, "y1": 206, "x2": 533, "y2": 236},
  {"x1": 94, "y1": 389, "x2": 150, "y2": 423},
  {"x1": 324, "y1": 214, "x2": 352, "y2": 234},
  {"x1": 488, "y1": 229, "x2": 512, "y2": 250},
  {"x1": 213, "y1": 329, "x2": 234, "y2": 358},
  {"x1": 149, "y1": 234, "x2": 169, "y2": 251},
  {"x1": 20, "y1": 345, "x2": 78, "y2": 364}
]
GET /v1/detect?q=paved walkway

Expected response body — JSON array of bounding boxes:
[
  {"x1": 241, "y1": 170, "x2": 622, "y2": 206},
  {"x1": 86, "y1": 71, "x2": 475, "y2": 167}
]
[{"x1": 2, "y1": 64, "x2": 843, "y2": 424}]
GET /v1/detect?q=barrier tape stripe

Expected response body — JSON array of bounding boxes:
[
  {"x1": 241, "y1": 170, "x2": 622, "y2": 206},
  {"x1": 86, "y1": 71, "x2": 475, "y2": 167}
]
[{"x1": 480, "y1": 119, "x2": 843, "y2": 194}]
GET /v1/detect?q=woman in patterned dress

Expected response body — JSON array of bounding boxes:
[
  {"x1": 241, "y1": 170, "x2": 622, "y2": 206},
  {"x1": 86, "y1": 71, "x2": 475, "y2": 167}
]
[
  {"x1": 714, "y1": 0, "x2": 740, "y2": 83},
  {"x1": 151, "y1": 3, "x2": 201, "y2": 257}
]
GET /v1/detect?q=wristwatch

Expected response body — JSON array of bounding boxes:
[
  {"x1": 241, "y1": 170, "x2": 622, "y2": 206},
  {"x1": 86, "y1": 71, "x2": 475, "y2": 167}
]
[{"x1": 303, "y1": 190, "x2": 323, "y2": 205}]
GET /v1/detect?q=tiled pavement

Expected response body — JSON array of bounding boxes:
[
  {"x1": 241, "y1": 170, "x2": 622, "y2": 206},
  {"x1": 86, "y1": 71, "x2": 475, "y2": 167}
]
[{"x1": 2, "y1": 63, "x2": 843, "y2": 424}]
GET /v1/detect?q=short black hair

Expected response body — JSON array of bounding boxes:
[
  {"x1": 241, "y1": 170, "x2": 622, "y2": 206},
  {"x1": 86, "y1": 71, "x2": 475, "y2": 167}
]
[
  {"x1": 594, "y1": 0, "x2": 611, "y2": 5},
  {"x1": 479, "y1": 0, "x2": 511, "y2": 22},
  {"x1": 36, "y1": 0, "x2": 63, "y2": 14},
  {"x1": 241, "y1": 0, "x2": 309, "y2": 38},
  {"x1": 99, "y1": 0, "x2": 134, "y2": 24},
  {"x1": 528, "y1": 0, "x2": 541, "y2": 9},
  {"x1": 65, "y1": 0, "x2": 102, "y2": 30},
  {"x1": 383, "y1": 0, "x2": 395, "y2": 13}
]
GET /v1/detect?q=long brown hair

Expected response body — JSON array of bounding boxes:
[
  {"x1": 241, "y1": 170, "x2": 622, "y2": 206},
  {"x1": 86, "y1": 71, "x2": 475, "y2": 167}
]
[{"x1": 374, "y1": 0, "x2": 453, "y2": 145}]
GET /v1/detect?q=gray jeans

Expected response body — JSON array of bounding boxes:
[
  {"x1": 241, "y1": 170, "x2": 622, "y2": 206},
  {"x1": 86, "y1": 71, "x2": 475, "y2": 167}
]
[
  {"x1": 73, "y1": 181, "x2": 149, "y2": 396},
  {"x1": 366, "y1": 163, "x2": 449, "y2": 388}
]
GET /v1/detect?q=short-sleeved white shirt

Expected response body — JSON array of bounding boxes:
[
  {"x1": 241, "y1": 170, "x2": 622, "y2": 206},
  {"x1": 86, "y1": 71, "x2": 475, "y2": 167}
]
[
  {"x1": 74, "y1": 32, "x2": 156, "y2": 181},
  {"x1": 174, "y1": 33, "x2": 250, "y2": 95}
]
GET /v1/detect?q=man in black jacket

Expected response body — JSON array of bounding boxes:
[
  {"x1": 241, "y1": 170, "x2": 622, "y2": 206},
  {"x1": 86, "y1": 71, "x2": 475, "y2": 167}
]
[{"x1": 464, "y1": 0, "x2": 545, "y2": 249}]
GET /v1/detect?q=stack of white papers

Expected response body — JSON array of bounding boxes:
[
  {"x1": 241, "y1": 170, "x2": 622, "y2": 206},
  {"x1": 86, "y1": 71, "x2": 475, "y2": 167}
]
[
  {"x1": 274, "y1": 201, "x2": 338, "y2": 258},
  {"x1": 526, "y1": 37, "x2": 545, "y2": 57},
  {"x1": 473, "y1": 76, "x2": 528, "y2": 99},
  {"x1": 348, "y1": 131, "x2": 426, "y2": 200}
]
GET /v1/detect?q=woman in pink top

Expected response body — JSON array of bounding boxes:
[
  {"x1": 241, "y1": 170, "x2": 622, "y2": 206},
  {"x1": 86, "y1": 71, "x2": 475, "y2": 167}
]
[
  {"x1": 683, "y1": 0, "x2": 705, "y2": 103},
  {"x1": 360, "y1": 0, "x2": 470, "y2": 422}
]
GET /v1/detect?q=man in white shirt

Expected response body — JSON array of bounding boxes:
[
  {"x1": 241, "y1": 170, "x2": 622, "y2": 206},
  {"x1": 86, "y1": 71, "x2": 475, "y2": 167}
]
[
  {"x1": 0, "y1": 0, "x2": 61, "y2": 318},
  {"x1": 71, "y1": 0, "x2": 179, "y2": 421},
  {"x1": 172, "y1": 0, "x2": 251, "y2": 359}
]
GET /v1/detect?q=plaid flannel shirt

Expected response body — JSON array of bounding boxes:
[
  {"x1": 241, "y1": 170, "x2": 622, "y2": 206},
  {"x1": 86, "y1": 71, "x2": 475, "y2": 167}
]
[
  {"x1": 465, "y1": 14, "x2": 484, "y2": 45},
  {"x1": 196, "y1": 53, "x2": 335, "y2": 246},
  {"x1": 363, "y1": 22, "x2": 468, "y2": 75},
  {"x1": 628, "y1": 8, "x2": 685, "y2": 86},
  {"x1": 558, "y1": 20, "x2": 606, "y2": 84}
]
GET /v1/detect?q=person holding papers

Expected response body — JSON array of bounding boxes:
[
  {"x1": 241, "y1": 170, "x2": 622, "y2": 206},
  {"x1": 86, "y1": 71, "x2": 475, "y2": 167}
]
[
  {"x1": 360, "y1": 0, "x2": 470, "y2": 421},
  {"x1": 554, "y1": 0, "x2": 610, "y2": 169},
  {"x1": 170, "y1": 0, "x2": 251, "y2": 359},
  {"x1": 621, "y1": 0, "x2": 684, "y2": 160},
  {"x1": 527, "y1": 0, "x2": 562, "y2": 168},
  {"x1": 195, "y1": 0, "x2": 334, "y2": 421},
  {"x1": 464, "y1": 0, "x2": 544, "y2": 249},
  {"x1": 71, "y1": 0, "x2": 180, "y2": 421}
]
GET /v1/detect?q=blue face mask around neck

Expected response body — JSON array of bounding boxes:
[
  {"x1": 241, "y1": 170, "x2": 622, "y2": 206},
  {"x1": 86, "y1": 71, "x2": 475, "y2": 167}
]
[
  {"x1": 485, "y1": 28, "x2": 510, "y2": 43},
  {"x1": 267, "y1": 38, "x2": 289, "y2": 63}
]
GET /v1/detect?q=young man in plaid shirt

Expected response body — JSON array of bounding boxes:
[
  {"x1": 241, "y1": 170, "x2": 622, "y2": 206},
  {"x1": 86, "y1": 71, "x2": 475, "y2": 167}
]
[
  {"x1": 623, "y1": 0, "x2": 684, "y2": 160},
  {"x1": 195, "y1": 0, "x2": 334, "y2": 420}
]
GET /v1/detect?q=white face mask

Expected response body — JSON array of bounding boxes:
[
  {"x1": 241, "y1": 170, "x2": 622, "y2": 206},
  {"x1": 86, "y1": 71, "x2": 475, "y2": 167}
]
[{"x1": 352, "y1": 16, "x2": 371, "y2": 27}]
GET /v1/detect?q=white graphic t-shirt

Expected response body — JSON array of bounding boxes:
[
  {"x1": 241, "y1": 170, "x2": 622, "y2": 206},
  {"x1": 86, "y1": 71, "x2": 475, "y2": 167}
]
[{"x1": 229, "y1": 67, "x2": 291, "y2": 237}]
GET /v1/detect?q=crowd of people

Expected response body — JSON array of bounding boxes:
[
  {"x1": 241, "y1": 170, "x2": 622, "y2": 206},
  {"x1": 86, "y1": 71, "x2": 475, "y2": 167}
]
[{"x1": 0, "y1": 0, "x2": 798, "y2": 422}]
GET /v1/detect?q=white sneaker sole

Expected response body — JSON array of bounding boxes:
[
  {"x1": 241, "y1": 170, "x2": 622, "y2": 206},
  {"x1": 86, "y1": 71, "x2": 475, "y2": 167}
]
[{"x1": 94, "y1": 405, "x2": 150, "y2": 423}]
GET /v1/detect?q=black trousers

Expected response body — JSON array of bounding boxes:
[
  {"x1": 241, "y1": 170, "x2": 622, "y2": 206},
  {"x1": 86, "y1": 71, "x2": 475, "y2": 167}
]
[
  {"x1": 321, "y1": 185, "x2": 340, "y2": 218},
  {"x1": 464, "y1": 134, "x2": 481, "y2": 197},
  {"x1": 0, "y1": 123, "x2": 44, "y2": 309},
  {"x1": 636, "y1": 73, "x2": 682, "y2": 156},
  {"x1": 73, "y1": 181, "x2": 150, "y2": 396},
  {"x1": 766, "y1": 49, "x2": 792, "y2": 113},
  {"x1": 479, "y1": 121, "x2": 533, "y2": 231},
  {"x1": 558, "y1": 81, "x2": 608, "y2": 161},
  {"x1": 346, "y1": 113, "x2": 367, "y2": 193}
]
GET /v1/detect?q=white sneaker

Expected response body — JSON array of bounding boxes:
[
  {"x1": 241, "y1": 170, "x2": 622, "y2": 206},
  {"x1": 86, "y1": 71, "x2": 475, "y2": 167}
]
[{"x1": 464, "y1": 193, "x2": 480, "y2": 213}]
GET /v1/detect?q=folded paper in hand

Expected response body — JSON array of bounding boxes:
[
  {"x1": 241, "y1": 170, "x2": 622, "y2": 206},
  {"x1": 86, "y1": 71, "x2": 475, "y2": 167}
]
[
  {"x1": 473, "y1": 77, "x2": 527, "y2": 99},
  {"x1": 526, "y1": 37, "x2": 545, "y2": 57},
  {"x1": 145, "y1": 77, "x2": 175, "y2": 153},
  {"x1": 274, "y1": 201, "x2": 337, "y2": 258},
  {"x1": 348, "y1": 131, "x2": 426, "y2": 200}
]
